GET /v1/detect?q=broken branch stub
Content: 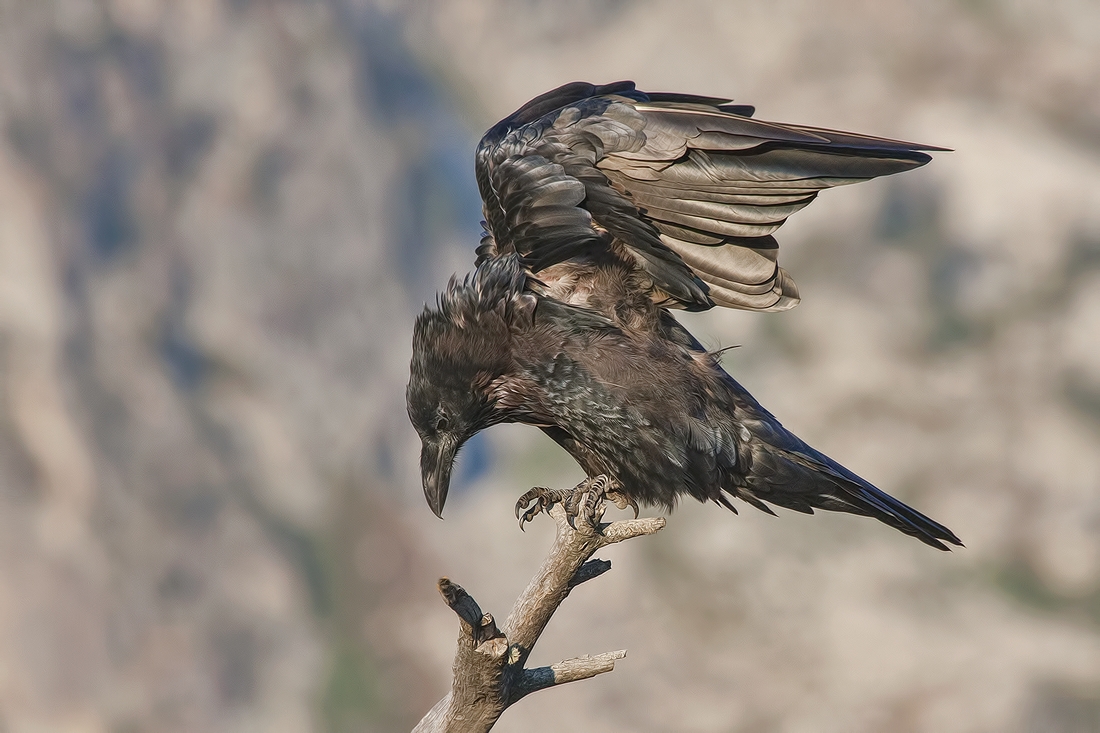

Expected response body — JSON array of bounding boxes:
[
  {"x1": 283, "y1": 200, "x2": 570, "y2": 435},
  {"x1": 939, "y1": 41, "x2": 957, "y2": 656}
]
[{"x1": 413, "y1": 501, "x2": 665, "y2": 733}]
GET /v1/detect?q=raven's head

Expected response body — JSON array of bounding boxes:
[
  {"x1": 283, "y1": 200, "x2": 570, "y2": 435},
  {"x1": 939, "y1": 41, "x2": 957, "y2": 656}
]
[{"x1": 407, "y1": 256, "x2": 533, "y2": 517}]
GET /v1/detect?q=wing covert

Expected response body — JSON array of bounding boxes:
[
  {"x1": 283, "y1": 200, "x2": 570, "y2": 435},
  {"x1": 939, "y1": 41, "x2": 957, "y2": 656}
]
[{"x1": 475, "y1": 81, "x2": 943, "y2": 312}]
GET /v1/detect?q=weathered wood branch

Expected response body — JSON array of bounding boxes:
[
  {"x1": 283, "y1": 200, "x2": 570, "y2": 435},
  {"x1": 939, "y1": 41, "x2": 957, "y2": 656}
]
[{"x1": 413, "y1": 500, "x2": 665, "y2": 733}]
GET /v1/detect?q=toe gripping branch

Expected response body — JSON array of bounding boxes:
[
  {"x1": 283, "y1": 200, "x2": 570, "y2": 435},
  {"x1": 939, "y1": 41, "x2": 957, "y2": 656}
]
[
  {"x1": 414, "y1": 476, "x2": 665, "y2": 733},
  {"x1": 515, "y1": 475, "x2": 640, "y2": 530}
]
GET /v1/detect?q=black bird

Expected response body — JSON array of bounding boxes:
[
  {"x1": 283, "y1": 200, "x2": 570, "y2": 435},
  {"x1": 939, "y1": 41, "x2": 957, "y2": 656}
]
[{"x1": 407, "y1": 81, "x2": 961, "y2": 550}]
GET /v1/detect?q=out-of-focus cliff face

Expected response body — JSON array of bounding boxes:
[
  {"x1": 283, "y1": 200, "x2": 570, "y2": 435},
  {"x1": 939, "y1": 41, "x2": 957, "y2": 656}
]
[
  {"x1": 1, "y1": 1, "x2": 1099, "y2": 732},
  {"x1": 0, "y1": 1, "x2": 472, "y2": 730}
]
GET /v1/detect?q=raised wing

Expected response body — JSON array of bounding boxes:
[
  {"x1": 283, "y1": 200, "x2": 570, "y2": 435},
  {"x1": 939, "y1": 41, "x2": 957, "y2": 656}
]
[{"x1": 475, "y1": 81, "x2": 943, "y2": 311}]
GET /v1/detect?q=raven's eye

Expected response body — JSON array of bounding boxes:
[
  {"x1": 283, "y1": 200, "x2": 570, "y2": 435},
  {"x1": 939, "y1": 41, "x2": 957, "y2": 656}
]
[{"x1": 435, "y1": 416, "x2": 450, "y2": 432}]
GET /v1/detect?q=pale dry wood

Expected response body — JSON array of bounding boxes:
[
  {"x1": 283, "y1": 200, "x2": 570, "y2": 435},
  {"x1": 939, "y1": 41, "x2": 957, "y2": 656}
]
[
  {"x1": 412, "y1": 499, "x2": 665, "y2": 733},
  {"x1": 516, "y1": 650, "x2": 628, "y2": 697}
]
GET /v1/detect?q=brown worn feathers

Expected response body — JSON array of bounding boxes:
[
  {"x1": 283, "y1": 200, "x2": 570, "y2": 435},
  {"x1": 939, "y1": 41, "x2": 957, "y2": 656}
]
[{"x1": 474, "y1": 81, "x2": 943, "y2": 313}]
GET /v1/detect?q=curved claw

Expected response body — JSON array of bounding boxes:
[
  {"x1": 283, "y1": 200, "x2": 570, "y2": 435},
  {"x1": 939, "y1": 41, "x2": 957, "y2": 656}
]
[
  {"x1": 573, "y1": 475, "x2": 611, "y2": 529},
  {"x1": 515, "y1": 487, "x2": 570, "y2": 531},
  {"x1": 624, "y1": 497, "x2": 640, "y2": 519},
  {"x1": 515, "y1": 490, "x2": 537, "y2": 520},
  {"x1": 605, "y1": 485, "x2": 639, "y2": 519},
  {"x1": 518, "y1": 501, "x2": 543, "y2": 531},
  {"x1": 514, "y1": 477, "x2": 637, "y2": 533},
  {"x1": 514, "y1": 489, "x2": 541, "y2": 531}
]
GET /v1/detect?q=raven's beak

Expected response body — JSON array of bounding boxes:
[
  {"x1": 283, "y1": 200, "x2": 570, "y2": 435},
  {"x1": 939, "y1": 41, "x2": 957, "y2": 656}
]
[{"x1": 421, "y1": 438, "x2": 457, "y2": 518}]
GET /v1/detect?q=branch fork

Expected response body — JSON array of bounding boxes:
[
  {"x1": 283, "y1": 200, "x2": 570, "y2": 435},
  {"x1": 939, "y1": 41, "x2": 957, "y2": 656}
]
[{"x1": 413, "y1": 484, "x2": 665, "y2": 732}]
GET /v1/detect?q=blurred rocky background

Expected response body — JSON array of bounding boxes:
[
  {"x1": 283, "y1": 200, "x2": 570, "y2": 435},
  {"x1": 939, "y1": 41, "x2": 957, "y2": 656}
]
[{"x1": 0, "y1": 0, "x2": 1099, "y2": 731}]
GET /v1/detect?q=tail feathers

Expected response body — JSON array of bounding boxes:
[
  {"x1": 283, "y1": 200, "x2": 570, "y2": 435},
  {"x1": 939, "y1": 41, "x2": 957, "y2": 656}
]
[
  {"x1": 728, "y1": 446, "x2": 963, "y2": 551},
  {"x1": 826, "y1": 479, "x2": 963, "y2": 551},
  {"x1": 815, "y1": 451, "x2": 963, "y2": 551}
]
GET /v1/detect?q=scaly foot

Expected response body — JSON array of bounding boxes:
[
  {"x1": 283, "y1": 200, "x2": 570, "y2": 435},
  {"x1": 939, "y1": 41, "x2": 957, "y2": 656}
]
[
  {"x1": 515, "y1": 475, "x2": 629, "y2": 531},
  {"x1": 515, "y1": 486, "x2": 574, "y2": 530}
]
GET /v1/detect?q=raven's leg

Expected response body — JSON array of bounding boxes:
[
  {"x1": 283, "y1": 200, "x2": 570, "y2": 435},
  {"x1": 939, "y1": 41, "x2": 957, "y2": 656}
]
[
  {"x1": 572, "y1": 475, "x2": 611, "y2": 526},
  {"x1": 515, "y1": 486, "x2": 574, "y2": 530},
  {"x1": 516, "y1": 475, "x2": 627, "y2": 530}
]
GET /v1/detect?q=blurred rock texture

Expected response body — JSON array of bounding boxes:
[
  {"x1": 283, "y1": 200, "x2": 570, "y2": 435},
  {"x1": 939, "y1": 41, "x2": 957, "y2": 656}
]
[{"x1": 0, "y1": 0, "x2": 1099, "y2": 731}]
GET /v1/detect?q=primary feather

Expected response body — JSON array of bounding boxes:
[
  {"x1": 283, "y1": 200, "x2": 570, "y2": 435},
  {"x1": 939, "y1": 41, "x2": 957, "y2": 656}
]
[{"x1": 474, "y1": 80, "x2": 943, "y2": 312}]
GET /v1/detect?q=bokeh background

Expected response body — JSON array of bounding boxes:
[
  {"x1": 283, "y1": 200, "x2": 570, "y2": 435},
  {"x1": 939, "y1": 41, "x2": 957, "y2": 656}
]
[{"x1": 1, "y1": 0, "x2": 1100, "y2": 731}]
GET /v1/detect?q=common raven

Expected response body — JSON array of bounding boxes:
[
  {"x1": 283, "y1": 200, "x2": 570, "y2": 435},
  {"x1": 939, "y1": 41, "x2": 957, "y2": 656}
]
[{"x1": 407, "y1": 81, "x2": 961, "y2": 550}]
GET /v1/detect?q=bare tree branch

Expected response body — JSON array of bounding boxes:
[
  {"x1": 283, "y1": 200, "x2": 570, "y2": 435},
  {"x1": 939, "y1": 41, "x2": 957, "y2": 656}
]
[
  {"x1": 412, "y1": 487, "x2": 666, "y2": 733},
  {"x1": 515, "y1": 650, "x2": 628, "y2": 698}
]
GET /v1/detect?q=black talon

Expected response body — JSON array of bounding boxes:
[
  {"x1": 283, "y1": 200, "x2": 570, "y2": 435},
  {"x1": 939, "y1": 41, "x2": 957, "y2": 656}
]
[
  {"x1": 515, "y1": 488, "x2": 540, "y2": 519},
  {"x1": 515, "y1": 486, "x2": 572, "y2": 530},
  {"x1": 608, "y1": 489, "x2": 640, "y2": 519}
]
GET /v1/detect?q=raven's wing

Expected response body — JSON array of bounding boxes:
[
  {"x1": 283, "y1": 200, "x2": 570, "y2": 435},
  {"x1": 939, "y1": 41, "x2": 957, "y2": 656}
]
[{"x1": 475, "y1": 81, "x2": 943, "y2": 311}]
